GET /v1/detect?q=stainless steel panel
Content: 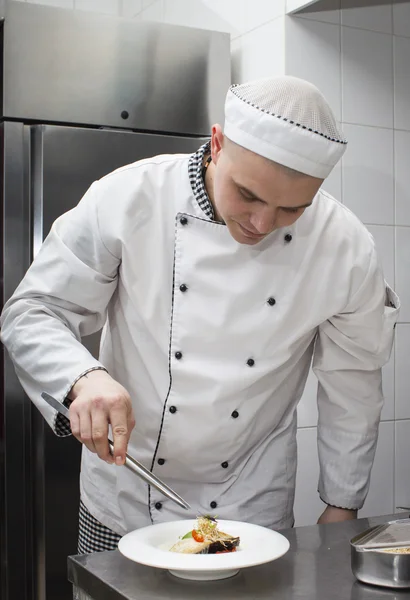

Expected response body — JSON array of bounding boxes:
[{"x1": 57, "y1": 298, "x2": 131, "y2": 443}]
[
  {"x1": 1, "y1": 122, "x2": 34, "y2": 600},
  {"x1": 2, "y1": 2, "x2": 230, "y2": 135},
  {"x1": 34, "y1": 125, "x2": 207, "y2": 239},
  {"x1": 31, "y1": 125, "x2": 207, "y2": 600}
]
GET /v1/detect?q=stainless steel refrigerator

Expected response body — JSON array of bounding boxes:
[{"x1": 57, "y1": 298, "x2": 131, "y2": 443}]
[{"x1": 0, "y1": 4, "x2": 230, "y2": 599}]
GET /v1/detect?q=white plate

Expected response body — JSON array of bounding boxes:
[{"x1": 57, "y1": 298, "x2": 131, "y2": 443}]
[{"x1": 118, "y1": 519, "x2": 290, "y2": 580}]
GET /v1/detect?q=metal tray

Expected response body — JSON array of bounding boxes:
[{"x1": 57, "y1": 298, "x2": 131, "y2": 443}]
[{"x1": 351, "y1": 519, "x2": 410, "y2": 589}]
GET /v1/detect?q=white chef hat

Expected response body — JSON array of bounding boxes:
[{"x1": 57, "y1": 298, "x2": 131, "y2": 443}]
[{"x1": 223, "y1": 76, "x2": 347, "y2": 179}]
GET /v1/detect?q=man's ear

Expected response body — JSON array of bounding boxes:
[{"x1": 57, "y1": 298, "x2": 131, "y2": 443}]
[{"x1": 210, "y1": 124, "x2": 224, "y2": 164}]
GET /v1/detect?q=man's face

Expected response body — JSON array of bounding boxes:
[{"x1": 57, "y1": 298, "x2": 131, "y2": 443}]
[{"x1": 211, "y1": 127, "x2": 324, "y2": 246}]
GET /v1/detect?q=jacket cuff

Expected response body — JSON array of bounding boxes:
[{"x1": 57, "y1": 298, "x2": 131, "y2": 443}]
[
  {"x1": 52, "y1": 366, "x2": 108, "y2": 437},
  {"x1": 317, "y1": 426, "x2": 378, "y2": 510},
  {"x1": 319, "y1": 497, "x2": 359, "y2": 511}
]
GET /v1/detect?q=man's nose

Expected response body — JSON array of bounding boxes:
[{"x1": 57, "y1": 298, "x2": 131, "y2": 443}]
[{"x1": 249, "y1": 209, "x2": 276, "y2": 234}]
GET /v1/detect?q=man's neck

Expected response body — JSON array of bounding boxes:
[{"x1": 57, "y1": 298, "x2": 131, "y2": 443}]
[{"x1": 203, "y1": 155, "x2": 222, "y2": 221}]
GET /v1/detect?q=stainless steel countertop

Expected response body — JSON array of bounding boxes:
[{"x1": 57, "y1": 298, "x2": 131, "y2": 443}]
[{"x1": 68, "y1": 513, "x2": 410, "y2": 600}]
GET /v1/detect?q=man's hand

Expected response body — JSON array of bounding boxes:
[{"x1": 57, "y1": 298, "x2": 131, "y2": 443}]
[
  {"x1": 317, "y1": 505, "x2": 357, "y2": 525},
  {"x1": 68, "y1": 370, "x2": 135, "y2": 466}
]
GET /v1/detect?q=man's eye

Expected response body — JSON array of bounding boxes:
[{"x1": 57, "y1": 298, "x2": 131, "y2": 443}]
[
  {"x1": 239, "y1": 189, "x2": 257, "y2": 202},
  {"x1": 281, "y1": 207, "x2": 300, "y2": 214}
]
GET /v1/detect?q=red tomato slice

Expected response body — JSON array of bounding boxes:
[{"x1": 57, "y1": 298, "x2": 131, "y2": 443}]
[{"x1": 192, "y1": 530, "x2": 204, "y2": 543}]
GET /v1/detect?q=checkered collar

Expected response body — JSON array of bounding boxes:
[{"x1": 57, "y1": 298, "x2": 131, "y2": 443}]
[{"x1": 188, "y1": 140, "x2": 215, "y2": 220}]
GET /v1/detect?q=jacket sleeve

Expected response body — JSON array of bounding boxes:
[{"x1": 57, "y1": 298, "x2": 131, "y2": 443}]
[
  {"x1": 0, "y1": 180, "x2": 121, "y2": 433},
  {"x1": 312, "y1": 247, "x2": 400, "y2": 510}
]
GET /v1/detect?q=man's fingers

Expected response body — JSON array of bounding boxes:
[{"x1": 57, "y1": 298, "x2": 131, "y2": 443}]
[
  {"x1": 109, "y1": 396, "x2": 132, "y2": 465},
  {"x1": 91, "y1": 399, "x2": 113, "y2": 463},
  {"x1": 128, "y1": 411, "x2": 136, "y2": 435},
  {"x1": 75, "y1": 408, "x2": 97, "y2": 455},
  {"x1": 67, "y1": 374, "x2": 134, "y2": 466},
  {"x1": 69, "y1": 408, "x2": 80, "y2": 439}
]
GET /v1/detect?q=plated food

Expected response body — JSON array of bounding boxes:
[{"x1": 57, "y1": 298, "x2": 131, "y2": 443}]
[
  {"x1": 169, "y1": 515, "x2": 240, "y2": 554},
  {"x1": 118, "y1": 518, "x2": 290, "y2": 581}
]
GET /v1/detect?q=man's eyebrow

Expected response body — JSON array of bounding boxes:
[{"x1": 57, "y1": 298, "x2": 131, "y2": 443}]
[{"x1": 282, "y1": 201, "x2": 313, "y2": 209}]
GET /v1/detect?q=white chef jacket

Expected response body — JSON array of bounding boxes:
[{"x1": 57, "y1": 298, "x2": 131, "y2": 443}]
[{"x1": 0, "y1": 152, "x2": 399, "y2": 535}]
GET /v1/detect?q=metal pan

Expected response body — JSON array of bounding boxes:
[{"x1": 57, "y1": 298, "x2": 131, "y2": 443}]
[{"x1": 351, "y1": 519, "x2": 410, "y2": 589}]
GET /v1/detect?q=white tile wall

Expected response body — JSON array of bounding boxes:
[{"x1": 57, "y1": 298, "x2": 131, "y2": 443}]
[
  {"x1": 285, "y1": 17, "x2": 341, "y2": 121},
  {"x1": 136, "y1": 0, "x2": 287, "y2": 38},
  {"x1": 395, "y1": 420, "x2": 410, "y2": 509},
  {"x1": 395, "y1": 325, "x2": 410, "y2": 420},
  {"x1": 122, "y1": 0, "x2": 142, "y2": 18},
  {"x1": 342, "y1": 27, "x2": 393, "y2": 128},
  {"x1": 394, "y1": 35, "x2": 410, "y2": 131},
  {"x1": 243, "y1": 0, "x2": 285, "y2": 34},
  {"x1": 231, "y1": 17, "x2": 285, "y2": 83},
  {"x1": 294, "y1": 427, "x2": 324, "y2": 525},
  {"x1": 341, "y1": 0, "x2": 393, "y2": 34},
  {"x1": 341, "y1": 124, "x2": 394, "y2": 225},
  {"x1": 74, "y1": 0, "x2": 120, "y2": 14},
  {"x1": 287, "y1": 0, "x2": 320, "y2": 13},
  {"x1": 395, "y1": 131, "x2": 410, "y2": 226},
  {"x1": 26, "y1": 0, "x2": 74, "y2": 7},
  {"x1": 296, "y1": 0, "x2": 340, "y2": 25},
  {"x1": 393, "y1": 0, "x2": 410, "y2": 38},
  {"x1": 161, "y1": 0, "x2": 238, "y2": 34},
  {"x1": 140, "y1": 0, "x2": 163, "y2": 21},
  {"x1": 396, "y1": 227, "x2": 410, "y2": 323},
  {"x1": 382, "y1": 349, "x2": 395, "y2": 422}
]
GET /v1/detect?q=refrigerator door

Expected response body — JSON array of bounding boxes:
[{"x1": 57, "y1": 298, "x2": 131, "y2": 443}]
[
  {"x1": 30, "y1": 125, "x2": 208, "y2": 600},
  {"x1": 1, "y1": 122, "x2": 35, "y2": 600}
]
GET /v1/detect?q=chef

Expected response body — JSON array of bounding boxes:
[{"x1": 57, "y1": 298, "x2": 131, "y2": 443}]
[{"x1": 1, "y1": 76, "x2": 399, "y2": 555}]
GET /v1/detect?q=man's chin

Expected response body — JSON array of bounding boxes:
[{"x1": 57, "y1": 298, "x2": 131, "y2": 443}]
[{"x1": 235, "y1": 234, "x2": 263, "y2": 245}]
